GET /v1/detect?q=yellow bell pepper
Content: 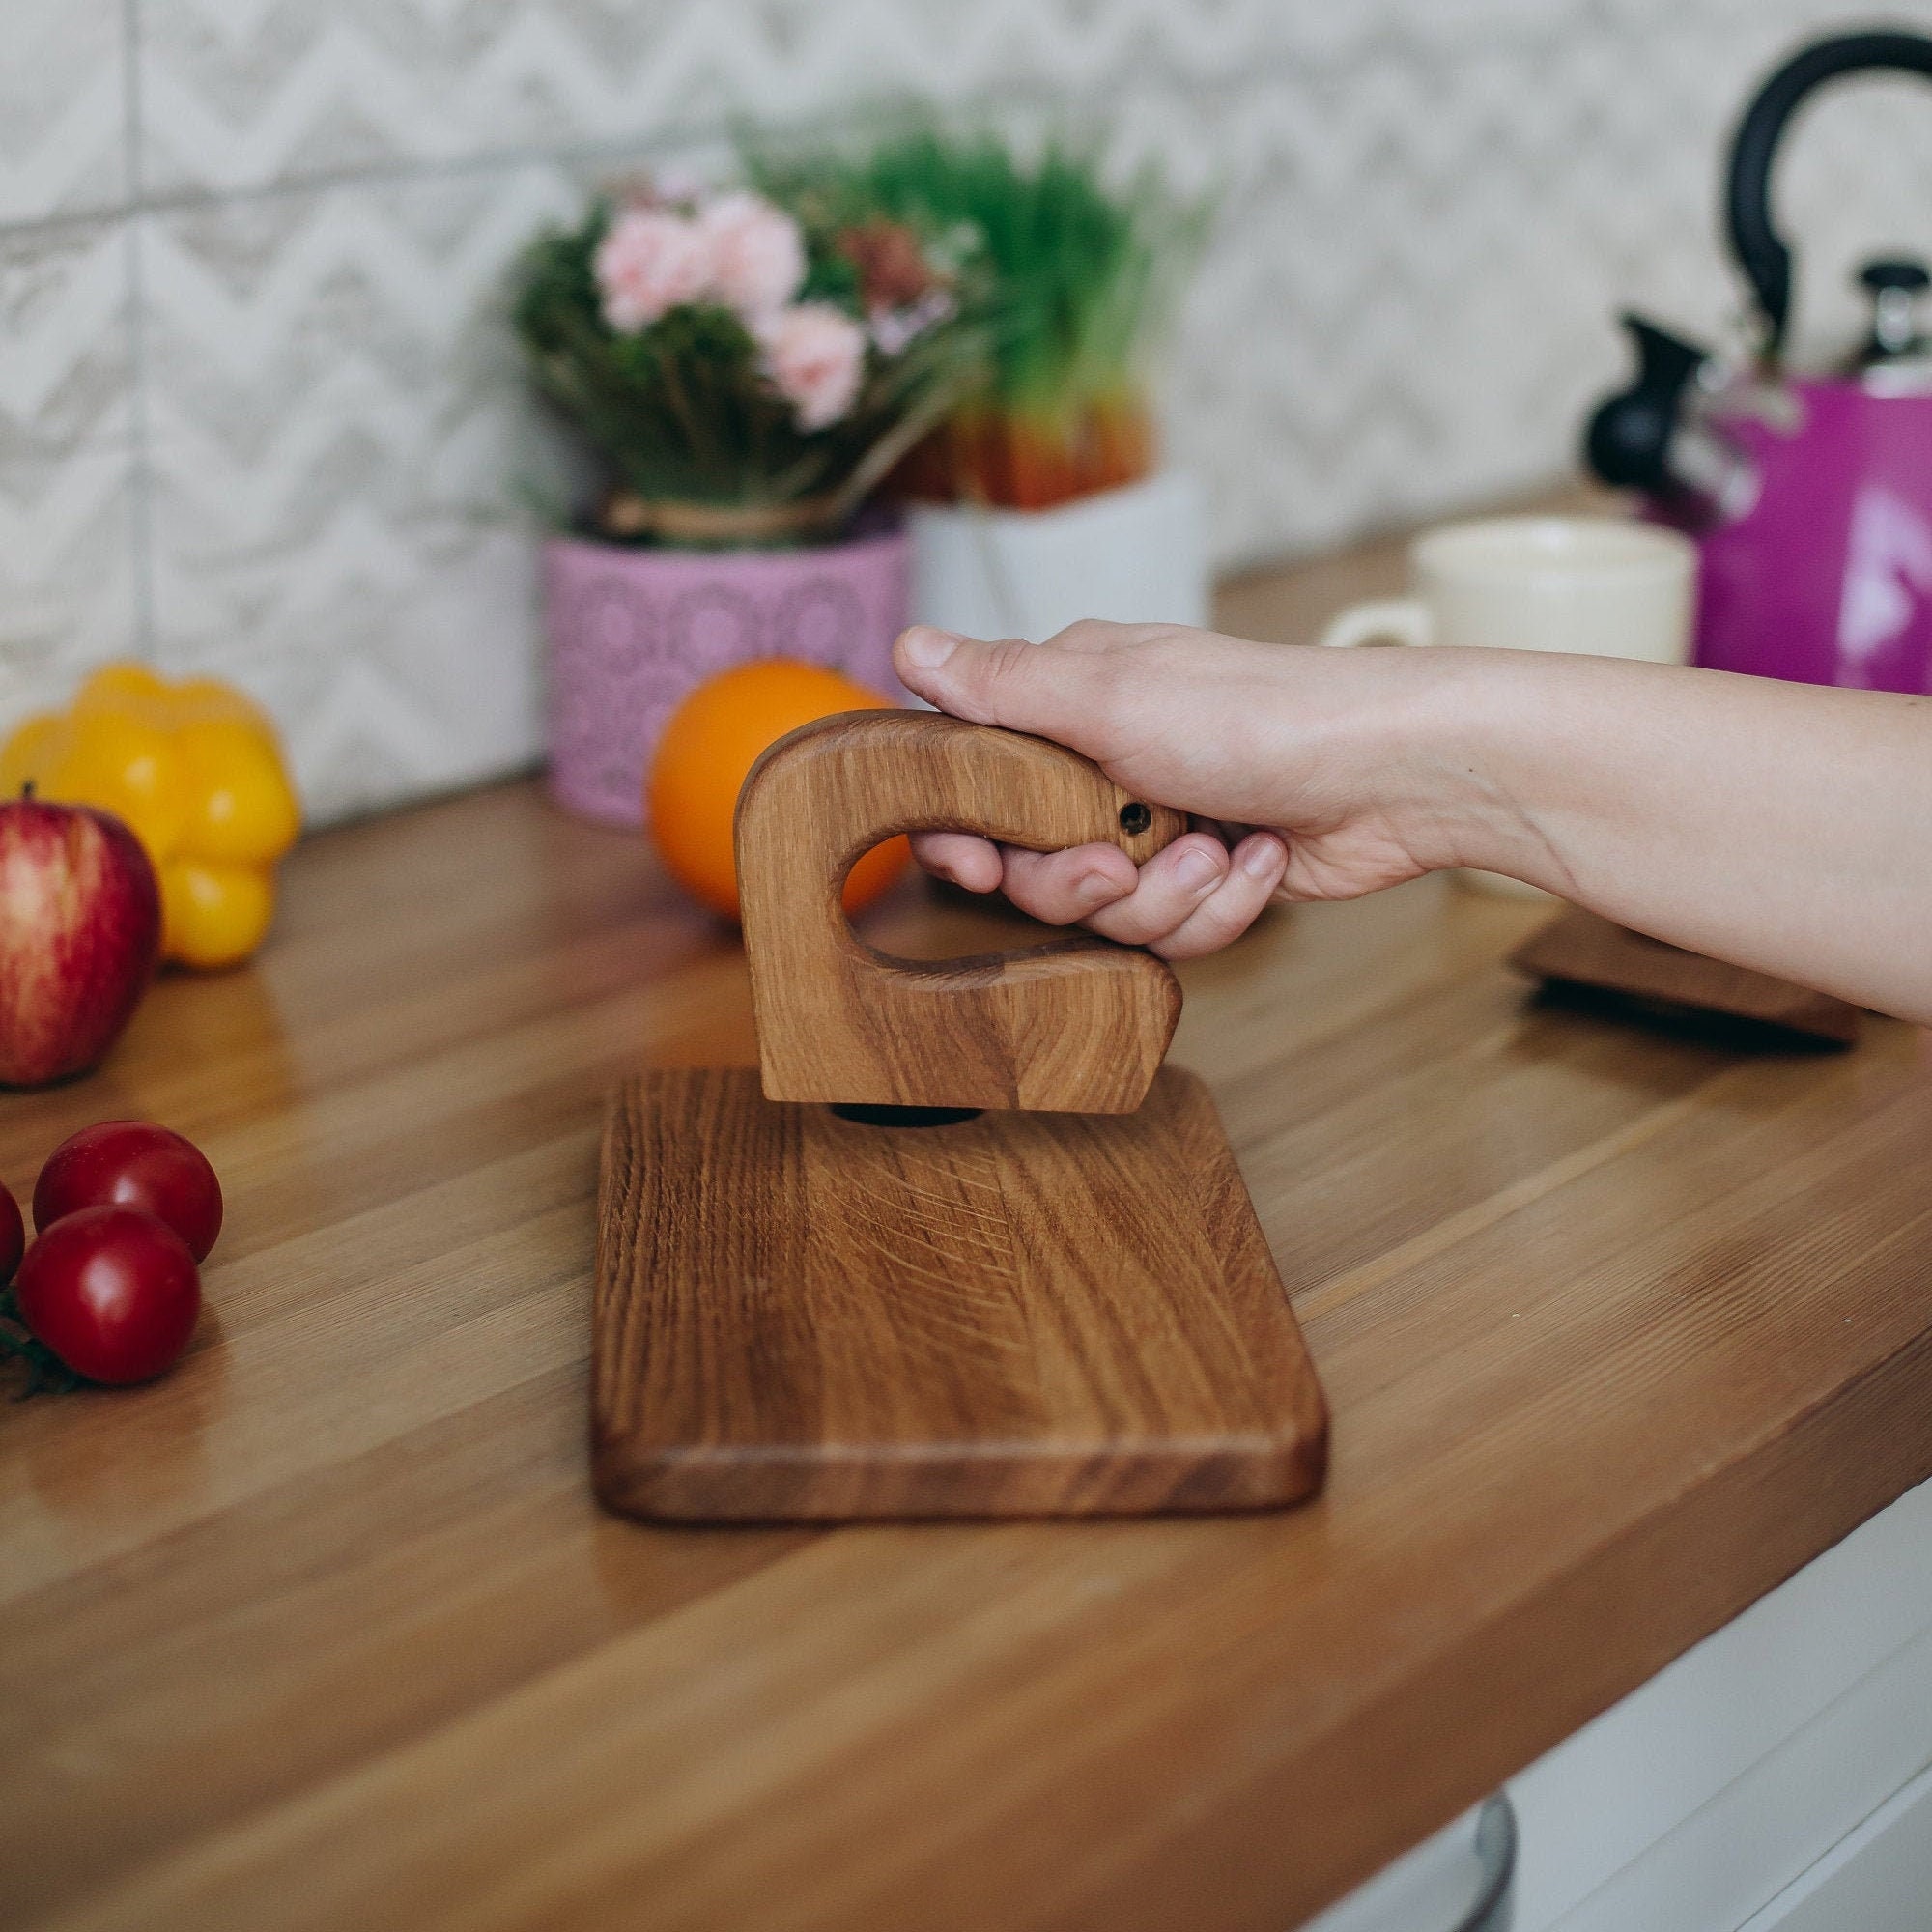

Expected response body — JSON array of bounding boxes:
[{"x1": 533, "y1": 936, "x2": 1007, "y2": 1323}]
[{"x1": 0, "y1": 663, "x2": 300, "y2": 969}]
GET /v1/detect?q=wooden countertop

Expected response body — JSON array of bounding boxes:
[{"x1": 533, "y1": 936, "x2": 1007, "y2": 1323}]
[{"x1": 6, "y1": 561, "x2": 1932, "y2": 1931}]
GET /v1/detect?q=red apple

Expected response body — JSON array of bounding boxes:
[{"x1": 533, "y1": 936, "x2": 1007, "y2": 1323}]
[{"x1": 0, "y1": 794, "x2": 160, "y2": 1087}]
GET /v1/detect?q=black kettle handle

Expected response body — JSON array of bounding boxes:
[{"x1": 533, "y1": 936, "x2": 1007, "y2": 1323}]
[{"x1": 1728, "y1": 28, "x2": 1932, "y2": 355}]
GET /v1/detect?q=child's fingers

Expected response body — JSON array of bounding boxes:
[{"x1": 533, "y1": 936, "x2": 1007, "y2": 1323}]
[
  {"x1": 992, "y1": 842, "x2": 1140, "y2": 924},
  {"x1": 909, "y1": 830, "x2": 1005, "y2": 893},
  {"x1": 1077, "y1": 833, "x2": 1234, "y2": 946},
  {"x1": 913, "y1": 823, "x2": 1280, "y2": 962},
  {"x1": 1148, "y1": 833, "x2": 1289, "y2": 960}
]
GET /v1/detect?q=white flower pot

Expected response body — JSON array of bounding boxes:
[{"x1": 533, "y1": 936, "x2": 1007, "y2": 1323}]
[{"x1": 907, "y1": 470, "x2": 1210, "y2": 643}]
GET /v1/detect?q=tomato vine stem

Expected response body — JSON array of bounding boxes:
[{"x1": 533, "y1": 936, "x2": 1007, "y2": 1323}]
[{"x1": 0, "y1": 1287, "x2": 80, "y2": 1398}]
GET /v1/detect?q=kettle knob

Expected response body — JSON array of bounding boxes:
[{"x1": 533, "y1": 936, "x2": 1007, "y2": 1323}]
[
  {"x1": 1859, "y1": 257, "x2": 1931, "y2": 296},
  {"x1": 1583, "y1": 314, "x2": 1710, "y2": 493},
  {"x1": 1857, "y1": 256, "x2": 1932, "y2": 367}
]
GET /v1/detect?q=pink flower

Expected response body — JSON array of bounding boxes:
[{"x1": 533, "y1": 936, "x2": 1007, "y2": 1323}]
[
  {"x1": 755, "y1": 302, "x2": 867, "y2": 432},
  {"x1": 698, "y1": 190, "x2": 807, "y2": 319},
  {"x1": 593, "y1": 207, "x2": 714, "y2": 332}
]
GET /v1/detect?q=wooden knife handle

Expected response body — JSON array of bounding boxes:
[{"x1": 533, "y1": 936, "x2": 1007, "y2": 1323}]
[{"x1": 736, "y1": 710, "x2": 1185, "y2": 1112}]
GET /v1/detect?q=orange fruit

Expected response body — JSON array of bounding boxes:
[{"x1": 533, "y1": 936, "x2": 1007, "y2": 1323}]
[{"x1": 647, "y1": 660, "x2": 908, "y2": 921}]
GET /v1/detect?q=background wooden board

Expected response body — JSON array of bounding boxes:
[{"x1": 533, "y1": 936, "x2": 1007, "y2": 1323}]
[
  {"x1": 1, "y1": 519, "x2": 1929, "y2": 1931},
  {"x1": 1511, "y1": 905, "x2": 1862, "y2": 1043},
  {"x1": 593, "y1": 1066, "x2": 1328, "y2": 1520}
]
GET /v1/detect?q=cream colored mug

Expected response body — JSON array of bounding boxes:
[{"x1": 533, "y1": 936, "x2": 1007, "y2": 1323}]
[
  {"x1": 1319, "y1": 515, "x2": 1696, "y2": 659},
  {"x1": 1318, "y1": 515, "x2": 1697, "y2": 895}
]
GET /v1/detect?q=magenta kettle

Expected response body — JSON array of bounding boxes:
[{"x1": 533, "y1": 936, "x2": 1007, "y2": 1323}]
[{"x1": 1585, "y1": 29, "x2": 1932, "y2": 695}]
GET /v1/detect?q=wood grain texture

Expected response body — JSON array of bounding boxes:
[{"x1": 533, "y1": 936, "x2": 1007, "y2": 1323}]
[
  {"x1": 1511, "y1": 905, "x2": 1862, "y2": 1043},
  {"x1": 4, "y1": 535, "x2": 1932, "y2": 1932},
  {"x1": 738, "y1": 711, "x2": 1184, "y2": 1111},
  {"x1": 592, "y1": 1066, "x2": 1328, "y2": 1521}
]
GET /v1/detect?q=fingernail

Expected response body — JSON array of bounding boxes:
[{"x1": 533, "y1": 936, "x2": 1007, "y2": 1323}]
[
  {"x1": 1242, "y1": 836, "x2": 1288, "y2": 880},
  {"x1": 900, "y1": 626, "x2": 962, "y2": 668},
  {"x1": 1074, "y1": 868, "x2": 1116, "y2": 907},
  {"x1": 1176, "y1": 847, "x2": 1223, "y2": 894}
]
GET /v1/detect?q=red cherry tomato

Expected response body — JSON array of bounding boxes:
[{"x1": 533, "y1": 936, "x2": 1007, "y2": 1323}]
[
  {"x1": 14, "y1": 1206, "x2": 201, "y2": 1384},
  {"x1": 34, "y1": 1121, "x2": 223, "y2": 1263},
  {"x1": 0, "y1": 1180, "x2": 20, "y2": 1283}
]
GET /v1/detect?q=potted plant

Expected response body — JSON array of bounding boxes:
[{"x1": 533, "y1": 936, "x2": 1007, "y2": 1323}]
[
  {"x1": 760, "y1": 128, "x2": 1208, "y2": 644},
  {"x1": 514, "y1": 179, "x2": 984, "y2": 826}
]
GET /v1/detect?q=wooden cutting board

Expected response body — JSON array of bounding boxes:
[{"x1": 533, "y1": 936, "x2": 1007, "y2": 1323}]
[
  {"x1": 1511, "y1": 905, "x2": 1861, "y2": 1044},
  {"x1": 592, "y1": 1065, "x2": 1327, "y2": 1521},
  {"x1": 591, "y1": 712, "x2": 1328, "y2": 1523}
]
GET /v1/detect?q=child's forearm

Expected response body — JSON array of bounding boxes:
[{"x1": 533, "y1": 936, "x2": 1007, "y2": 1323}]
[
  {"x1": 894, "y1": 621, "x2": 1932, "y2": 1015},
  {"x1": 1433, "y1": 650, "x2": 1932, "y2": 1023}
]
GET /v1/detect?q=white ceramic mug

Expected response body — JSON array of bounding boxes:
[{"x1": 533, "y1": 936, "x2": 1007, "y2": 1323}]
[
  {"x1": 1318, "y1": 515, "x2": 1697, "y2": 896},
  {"x1": 1318, "y1": 515, "x2": 1696, "y2": 660}
]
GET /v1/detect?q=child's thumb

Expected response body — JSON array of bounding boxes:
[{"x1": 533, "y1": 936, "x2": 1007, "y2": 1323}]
[{"x1": 894, "y1": 628, "x2": 1101, "y2": 750}]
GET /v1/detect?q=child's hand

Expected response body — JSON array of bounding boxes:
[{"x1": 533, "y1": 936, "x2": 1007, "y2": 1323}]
[
  {"x1": 892, "y1": 619, "x2": 1476, "y2": 959},
  {"x1": 895, "y1": 615, "x2": 1932, "y2": 1024}
]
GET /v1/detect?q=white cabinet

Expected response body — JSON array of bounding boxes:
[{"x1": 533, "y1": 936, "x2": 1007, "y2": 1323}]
[
  {"x1": 1308, "y1": 1476, "x2": 1932, "y2": 1930},
  {"x1": 1509, "y1": 1475, "x2": 1932, "y2": 1932},
  {"x1": 1741, "y1": 1762, "x2": 1932, "y2": 1931}
]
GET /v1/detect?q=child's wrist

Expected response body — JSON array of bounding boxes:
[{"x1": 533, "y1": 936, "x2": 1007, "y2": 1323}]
[{"x1": 1398, "y1": 648, "x2": 1568, "y2": 884}]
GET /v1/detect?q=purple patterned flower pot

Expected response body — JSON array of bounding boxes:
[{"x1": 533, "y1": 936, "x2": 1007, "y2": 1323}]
[{"x1": 543, "y1": 525, "x2": 911, "y2": 827}]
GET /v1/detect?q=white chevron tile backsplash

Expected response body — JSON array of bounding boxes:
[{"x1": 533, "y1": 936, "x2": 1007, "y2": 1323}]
[
  {"x1": 142, "y1": 163, "x2": 580, "y2": 818},
  {"x1": 0, "y1": 447, "x2": 138, "y2": 718},
  {"x1": 0, "y1": 212, "x2": 137, "y2": 729},
  {"x1": 0, "y1": 0, "x2": 128, "y2": 226},
  {"x1": 0, "y1": 0, "x2": 1929, "y2": 821},
  {"x1": 0, "y1": 219, "x2": 131, "y2": 463},
  {"x1": 139, "y1": 0, "x2": 1586, "y2": 199}
]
